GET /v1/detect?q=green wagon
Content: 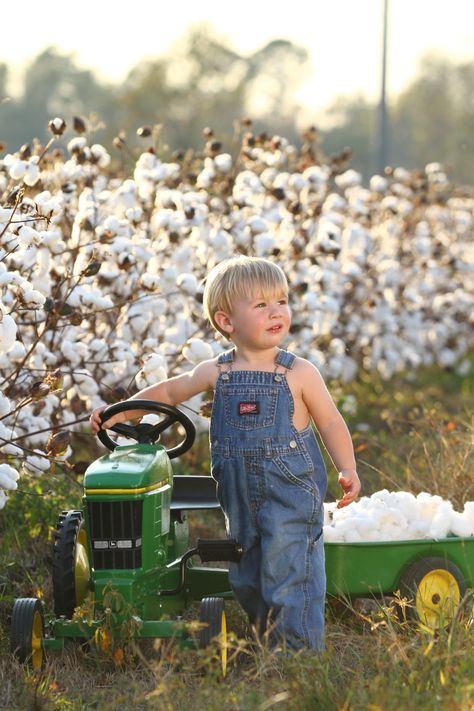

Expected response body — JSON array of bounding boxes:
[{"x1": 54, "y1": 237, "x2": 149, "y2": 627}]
[{"x1": 325, "y1": 536, "x2": 474, "y2": 626}]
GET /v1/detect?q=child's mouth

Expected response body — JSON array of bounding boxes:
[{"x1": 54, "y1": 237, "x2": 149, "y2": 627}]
[{"x1": 267, "y1": 325, "x2": 282, "y2": 333}]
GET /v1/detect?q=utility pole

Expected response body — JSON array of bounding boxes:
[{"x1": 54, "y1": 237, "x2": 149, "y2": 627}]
[{"x1": 376, "y1": 0, "x2": 389, "y2": 175}]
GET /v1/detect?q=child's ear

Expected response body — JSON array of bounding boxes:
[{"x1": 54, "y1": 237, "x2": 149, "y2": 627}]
[{"x1": 214, "y1": 310, "x2": 234, "y2": 335}]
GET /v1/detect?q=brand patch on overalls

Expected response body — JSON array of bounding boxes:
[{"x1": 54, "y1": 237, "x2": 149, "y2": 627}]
[{"x1": 239, "y1": 401, "x2": 259, "y2": 415}]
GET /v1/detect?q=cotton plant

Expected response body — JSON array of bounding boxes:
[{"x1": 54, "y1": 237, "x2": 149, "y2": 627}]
[{"x1": 0, "y1": 463, "x2": 20, "y2": 509}]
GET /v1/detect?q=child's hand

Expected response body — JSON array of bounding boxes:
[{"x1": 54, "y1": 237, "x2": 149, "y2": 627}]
[
  {"x1": 89, "y1": 406, "x2": 106, "y2": 433},
  {"x1": 89, "y1": 406, "x2": 125, "y2": 433},
  {"x1": 336, "y1": 469, "x2": 361, "y2": 508}
]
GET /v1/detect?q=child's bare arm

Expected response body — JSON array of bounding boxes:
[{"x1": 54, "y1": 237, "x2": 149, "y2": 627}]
[
  {"x1": 296, "y1": 359, "x2": 361, "y2": 507},
  {"x1": 90, "y1": 359, "x2": 217, "y2": 432}
]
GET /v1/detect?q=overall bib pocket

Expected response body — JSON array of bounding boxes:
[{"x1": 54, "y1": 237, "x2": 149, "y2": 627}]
[{"x1": 222, "y1": 385, "x2": 279, "y2": 431}]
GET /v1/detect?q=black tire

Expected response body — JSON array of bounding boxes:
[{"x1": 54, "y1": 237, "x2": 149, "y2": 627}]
[
  {"x1": 10, "y1": 598, "x2": 45, "y2": 669},
  {"x1": 398, "y1": 556, "x2": 466, "y2": 628},
  {"x1": 52, "y1": 510, "x2": 91, "y2": 618},
  {"x1": 199, "y1": 597, "x2": 228, "y2": 676}
]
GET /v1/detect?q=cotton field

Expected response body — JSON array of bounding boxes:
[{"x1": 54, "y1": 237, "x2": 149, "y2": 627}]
[{"x1": 0, "y1": 119, "x2": 472, "y2": 508}]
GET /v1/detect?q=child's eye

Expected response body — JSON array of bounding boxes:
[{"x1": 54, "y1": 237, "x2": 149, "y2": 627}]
[
  {"x1": 255, "y1": 303, "x2": 266, "y2": 309},
  {"x1": 278, "y1": 299, "x2": 288, "y2": 305}
]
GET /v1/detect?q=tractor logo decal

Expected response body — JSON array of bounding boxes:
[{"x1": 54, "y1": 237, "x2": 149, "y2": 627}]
[{"x1": 93, "y1": 538, "x2": 142, "y2": 550}]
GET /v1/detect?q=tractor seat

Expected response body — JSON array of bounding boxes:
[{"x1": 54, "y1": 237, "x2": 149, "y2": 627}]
[{"x1": 170, "y1": 475, "x2": 220, "y2": 510}]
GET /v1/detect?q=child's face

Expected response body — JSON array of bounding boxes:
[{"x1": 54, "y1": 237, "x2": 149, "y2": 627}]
[{"x1": 221, "y1": 289, "x2": 291, "y2": 349}]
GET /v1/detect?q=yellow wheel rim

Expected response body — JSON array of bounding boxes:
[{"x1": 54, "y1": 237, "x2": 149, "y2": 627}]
[
  {"x1": 220, "y1": 610, "x2": 228, "y2": 678},
  {"x1": 31, "y1": 610, "x2": 43, "y2": 670},
  {"x1": 415, "y1": 569, "x2": 460, "y2": 629},
  {"x1": 75, "y1": 527, "x2": 91, "y2": 605}
]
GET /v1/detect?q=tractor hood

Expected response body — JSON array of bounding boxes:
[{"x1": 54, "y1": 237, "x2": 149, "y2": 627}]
[{"x1": 84, "y1": 444, "x2": 172, "y2": 493}]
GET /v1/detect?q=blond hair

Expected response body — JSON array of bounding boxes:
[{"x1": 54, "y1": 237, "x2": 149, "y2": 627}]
[{"x1": 203, "y1": 256, "x2": 288, "y2": 337}]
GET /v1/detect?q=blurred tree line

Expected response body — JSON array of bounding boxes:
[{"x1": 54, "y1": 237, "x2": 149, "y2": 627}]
[{"x1": 1, "y1": 26, "x2": 473, "y2": 184}]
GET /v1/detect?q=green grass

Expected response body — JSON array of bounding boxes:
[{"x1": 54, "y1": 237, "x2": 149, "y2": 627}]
[{"x1": 0, "y1": 361, "x2": 473, "y2": 710}]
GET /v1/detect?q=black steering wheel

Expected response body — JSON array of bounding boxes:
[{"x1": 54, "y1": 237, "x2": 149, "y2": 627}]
[{"x1": 97, "y1": 400, "x2": 196, "y2": 459}]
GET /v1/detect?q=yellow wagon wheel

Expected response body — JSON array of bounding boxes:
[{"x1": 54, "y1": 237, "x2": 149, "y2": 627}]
[
  {"x1": 398, "y1": 557, "x2": 466, "y2": 629},
  {"x1": 199, "y1": 597, "x2": 228, "y2": 677},
  {"x1": 10, "y1": 598, "x2": 45, "y2": 670},
  {"x1": 52, "y1": 510, "x2": 91, "y2": 618}
]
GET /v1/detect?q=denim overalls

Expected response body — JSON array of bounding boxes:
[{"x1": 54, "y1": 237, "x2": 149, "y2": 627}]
[{"x1": 210, "y1": 348, "x2": 327, "y2": 651}]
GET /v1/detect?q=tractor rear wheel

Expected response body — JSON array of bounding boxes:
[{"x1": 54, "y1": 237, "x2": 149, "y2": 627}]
[
  {"x1": 52, "y1": 510, "x2": 91, "y2": 618},
  {"x1": 11, "y1": 597, "x2": 45, "y2": 669},
  {"x1": 398, "y1": 557, "x2": 466, "y2": 629},
  {"x1": 199, "y1": 597, "x2": 228, "y2": 677}
]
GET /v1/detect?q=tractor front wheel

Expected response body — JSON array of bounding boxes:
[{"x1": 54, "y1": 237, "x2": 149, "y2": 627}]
[
  {"x1": 11, "y1": 598, "x2": 45, "y2": 669},
  {"x1": 199, "y1": 597, "x2": 228, "y2": 677},
  {"x1": 53, "y1": 510, "x2": 91, "y2": 618},
  {"x1": 398, "y1": 557, "x2": 466, "y2": 629}
]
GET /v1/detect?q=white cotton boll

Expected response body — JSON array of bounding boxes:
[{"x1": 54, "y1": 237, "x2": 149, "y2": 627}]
[
  {"x1": 341, "y1": 224, "x2": 369, "y2": 263},
  {"x1": 23, "y1": 159, "x2": 40, "y2": 186},
  {"x1": 177, "y1": 273, "x2": 198, "y2": 296},
  {"x1": 0, "y1": 464, "x2": 19, "y2": 491},
  {"x1": 18, "y1": 225, "x2": 40, "y2": 247},
  {"x1": 0, "y1": 463, "x2": 20, "y2": 490},
  {"x1": 371, "y1": 489, "x2": 391, "y2": 505},
  {"x1": 1, "y1": 441, "x2": 22, "y2": 457},
  {"x1": 248, "y1": 216, "x2": 268, "y2": 234},
  {"x1": 182, "y1": 338, "x2": 214, "y2": 365},
  {"x1": 302, "y1": 165, "x2": 329, "y2": 187},
  {"x1": 160, "y1": 266, "x2": 178, "y2": 293},
  {"x1": 462, "y1": 502, "x2": 474, "y2": 521},
  {"x1": 0, "y1": 391, "x2": 10, "y2": 417},
  {"x1": 196, "y1": 168, "x2": 215, "y2": 188},
  {"x1": 67, "y1": 136, "x2": 87, "y2": 153},
  {"x1": 9, "y1": 160, "x2": 27, "y2": 180},
  {"x1": 61, "y1": 340, "x2": 88, "y2": 366},
  {"x1": 370, "y1": 175, "x2": 388, "y2": 193},
  {"x1": 140, "y1": 273, "x2": 161, "y2": 290},
  {"x1": 335, "y1": 169, "x2": 362, "y2": 189},
  {"x1": 429, "y1": 512, "x2": 452, "y2": 539},
  {"x1": 21, "y1": 288, "x2": 46, "y2": 308},
  {"x1": 102, "y1": 214, "x2": 121, "y2": 234},
  {"x1": 72, "y1": 371, "x2": 99, "y2": 397},
  {"x1": 90, "y1": 144, "x2": 111, "y2": 168},
  {"x1": 214, "y1": 153, "x2": 232, "y2": 173},
  {"x1": 126, "y1": 206, "x2": 143, "y2": 222},
  {"x1": 23, "y1": 451, "x2": 50, "y2": 474},
  {"x1": 255, "y1": 233, "x2": 276, "y2": 256},
  {"x1": 449, "y1": 512, "x2": 474, "y2": 538},
  {"x1": 288, "y1": 173, "x2": 306, "y2": 192},
  {"x1": 437, "y1": 348, "x2": 457, "y2": 368},
  {"x1": 0, "y1": 313, "x2": 17, "y2": 354},
  {"x1": 260, "y1": 168, "x2": 278, "y2": 188},
  {"x1": 0, "y1": 207, "x2": 13, "y2": 223},
  {"x1": 323, "y1": 525, "x2": 339, "y2": 542},
  {"x1": 392, "y1": 491, "x2": 418, "y2": 520},
  {"x1": 136, "y1": 352, "x2": 168, "y2": 384},
  {"x1": 425, "y1": 162, "x2": 443, "y2": 175}
]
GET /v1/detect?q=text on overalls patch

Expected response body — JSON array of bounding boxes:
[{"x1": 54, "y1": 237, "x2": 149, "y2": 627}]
[{"x1": 238, "y1": 402, "x2": 260, "y2": 415}]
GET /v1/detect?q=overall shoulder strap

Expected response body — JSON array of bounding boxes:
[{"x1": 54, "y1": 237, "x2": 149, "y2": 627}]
[
  {"x1": 217, "y1": 348, "x2": 235, "y2": 365},
  {"x1": 275, "y1": 349, "x2": 296, "y2": 370}
]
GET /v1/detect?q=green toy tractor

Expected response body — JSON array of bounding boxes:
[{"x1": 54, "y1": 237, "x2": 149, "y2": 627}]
[{"x1": 10, "y1": 401, "x2": 242, "y2": 675}]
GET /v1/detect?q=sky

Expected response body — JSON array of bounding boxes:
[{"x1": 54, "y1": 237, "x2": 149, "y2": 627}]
[{"x1": 2, "y1": 0, "x2": 474, "y2": 121}]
